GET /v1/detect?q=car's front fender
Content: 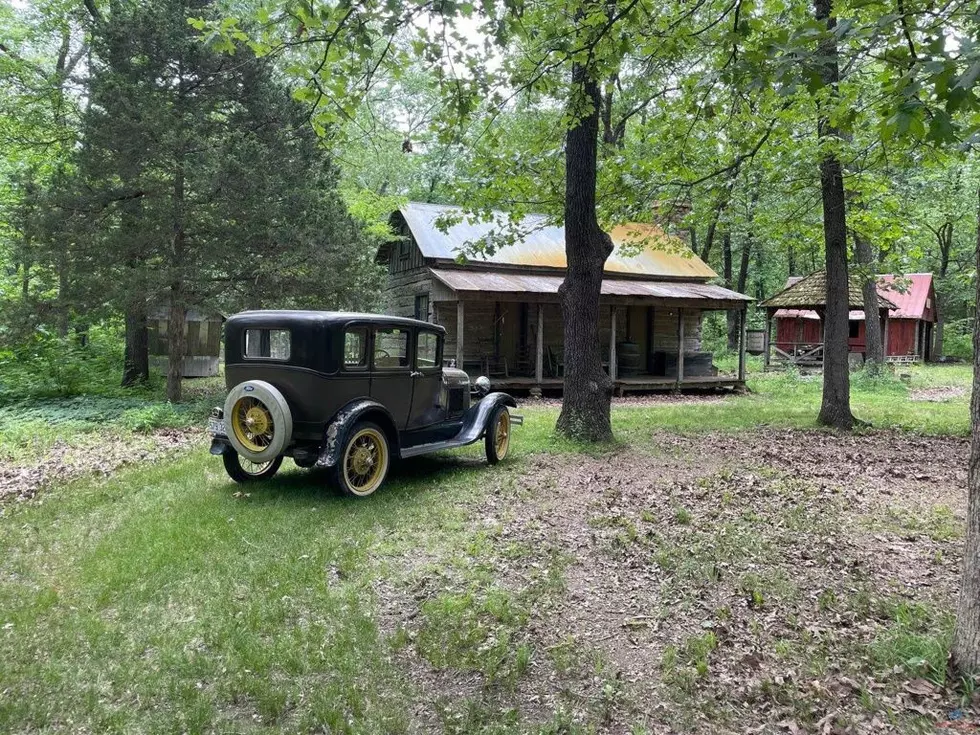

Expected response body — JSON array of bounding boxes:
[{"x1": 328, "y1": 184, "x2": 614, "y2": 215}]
[{"x1": 316, "y1": 399, "x2": 398, "y2": 468}]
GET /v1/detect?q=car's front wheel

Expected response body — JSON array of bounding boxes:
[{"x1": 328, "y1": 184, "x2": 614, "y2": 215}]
[
  {"x1": 222, "y1": 451, "x2": 283, "y2": 484},
  {"x1": 485, "y1": 405, "x2": 511, "y2": 465},
  {"x1": 333, "y1": 421, "x2": 390, "y2": 497}
]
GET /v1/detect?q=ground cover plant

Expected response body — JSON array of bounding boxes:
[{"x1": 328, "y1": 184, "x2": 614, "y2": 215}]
[{"x1": 0, "y1": 364, "x2": 975, "y2": 733}]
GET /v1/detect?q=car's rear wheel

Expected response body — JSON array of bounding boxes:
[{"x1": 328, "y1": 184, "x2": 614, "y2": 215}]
[
  {"x1": 222, "y1": 451, "x2": 283, "y2": 484},
  {"x1": 485, "y1": 405, "x2": 511, "y2": 464},
  {"x1": 333, "y1": 421, "x2": 390, "y2": 497}
]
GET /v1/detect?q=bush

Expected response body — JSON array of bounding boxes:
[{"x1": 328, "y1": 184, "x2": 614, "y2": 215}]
[
  {"x1": 942, "y1": 318, "x2": 973, "y2": 360},
  {"x1": 0, "y1": 323, "x2": 129, "y2": 402},
  {"x1": 119, "y1": 403, "x2": 187, "y2": 433}
]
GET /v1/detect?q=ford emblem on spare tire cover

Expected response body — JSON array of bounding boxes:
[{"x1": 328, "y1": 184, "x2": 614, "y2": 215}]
[{"x1": 244, "y1": 385, "x2": 254, "y2": 392}]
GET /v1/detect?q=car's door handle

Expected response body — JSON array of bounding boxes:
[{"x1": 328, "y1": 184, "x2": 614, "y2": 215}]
[{"x1": 410, "y1": 371, "x2": 423, "y2": 378}]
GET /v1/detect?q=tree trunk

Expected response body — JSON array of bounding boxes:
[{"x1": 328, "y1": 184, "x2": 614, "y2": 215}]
[
  {"x1": 701, "y1": 210, "x2": 720, "y2": 262},
  {"x1": 814, "y1": 0, "x2": 854, "y2": 431},
  {"x1": 122, "y1": 301, "x2": 149, "y2": 387},
  {"x1": 788, "y1": 242, "x2": 796, "y2": 277},
  {"x1": 725, "y1": 234, "x2": 750, "y2": 352},
  {"x1": 166, "y1": 144, "x2": 187, "y2": 403},
  {"x1": 952, "y1": 183, "x2": 980, "y2": 674},
  {"x1": 556, "y1": 62, "x2": 614, "y2": 442},
  {"x1": 933, "y1": 222, "x2": 952, "y2": 360},
  {"x1": 855, "y1": 232, "x2": 883, "y2": 371},
  {"x1": 166, "y1": 290, "x2": 186, "y2": 402}
]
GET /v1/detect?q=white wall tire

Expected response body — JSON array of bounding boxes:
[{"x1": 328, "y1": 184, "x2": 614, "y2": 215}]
[{"x1": 223, "y1": 380, "x2": 293, "y2": 462}]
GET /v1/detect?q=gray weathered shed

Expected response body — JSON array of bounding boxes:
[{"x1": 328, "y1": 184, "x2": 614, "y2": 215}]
[{"x1": 147, "y1": 307, "x2": 224, "y2": 378}]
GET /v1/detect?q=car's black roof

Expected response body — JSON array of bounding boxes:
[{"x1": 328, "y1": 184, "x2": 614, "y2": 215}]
[{"x1": 226, "y1": 310, "x2": 446, "y2": 334}]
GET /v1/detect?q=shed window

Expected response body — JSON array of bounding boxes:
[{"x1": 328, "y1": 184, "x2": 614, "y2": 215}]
[
  {"x1": 344, "y1": 329, "x2": 368, "y2": 368},
  {"x1": 374, "y1": 328, "x2": 409, "y2": 369},
  {"x1": 244, "y1": 329, "x2": 290, "y2": 360},
  {"x1": 416, "y1": 332, "x2": 440, "y2": 368},
  {"x1": 848, "y1": 320, "x2": 860, "y2": 339}
]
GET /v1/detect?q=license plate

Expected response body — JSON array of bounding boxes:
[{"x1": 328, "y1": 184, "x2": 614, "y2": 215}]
[{"x1": 207, "y1": 418, "x2": 226, "y2": 435}]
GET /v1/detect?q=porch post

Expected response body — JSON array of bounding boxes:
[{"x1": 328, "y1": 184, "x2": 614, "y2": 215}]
[
  {"x1": 914, "y1": 318, "x2": 921, "y2": 359},
  {"x1": 763, "y1": 310, "x2": 772, "y2": 370},
  {"x1": 883, "y1": 311, "x2": 890, "y2": 357},
  {"x1": 738, "y1": 306, "x2": 747, "y2": 382},
  {"x1": 535, "y1": 303, "x2": 544, "y2": 386},
  {"x1": 609, "y1": 306, "x2": 618, "y2": 381},
  {"x1": 456, "y1": 299, "x2": 465, "y2": 370},
  {"x1": 676, "y1": 309, "x2": 685, "y2": 387}
]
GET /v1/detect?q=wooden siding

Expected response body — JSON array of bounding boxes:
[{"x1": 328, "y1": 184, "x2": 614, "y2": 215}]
[
  {"x1": 382, "y1": 223, "x2": 432, "y2": 319},
  {"x1": 774, "y1": 315, "x2": 925, "y2": 357}
]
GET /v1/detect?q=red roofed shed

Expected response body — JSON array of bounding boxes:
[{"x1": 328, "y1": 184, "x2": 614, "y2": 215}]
[{"x1": 771, "y1": 273, "x2": 937, "y2": 362}]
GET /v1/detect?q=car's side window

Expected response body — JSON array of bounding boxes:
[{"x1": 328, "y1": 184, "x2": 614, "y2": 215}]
[
  {"x1": 343, "y1": 329, "x2": 368, "y2": 369},
  {"x1": 373, "y1": 328, "x2": 409, "y2": 369},
  {"x1": 416, "y1": 331, "x2": 440, "y2": 369},
  {"x1": 244, "y1": 328, "x2": 290, "y2": 360}
]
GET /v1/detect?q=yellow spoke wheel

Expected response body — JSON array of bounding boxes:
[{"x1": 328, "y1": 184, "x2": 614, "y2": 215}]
[
  {"x1": 339, "y1": 424, "x2": 389, "y2": 497},
  {"x1": 485, "y1": 406, "x2": 511, "y2": 464},
  {"x1": 231, "y1": 396, "x2": 276, "y2": 454}
]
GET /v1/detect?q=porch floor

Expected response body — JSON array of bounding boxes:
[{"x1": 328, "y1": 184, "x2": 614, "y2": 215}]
[{"x1": 485, "y1": 374, "x2": 744, "y2": 395}]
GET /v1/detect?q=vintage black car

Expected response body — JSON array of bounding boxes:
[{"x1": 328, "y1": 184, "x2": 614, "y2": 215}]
[{"x1": 207, "y1": 311, "x2": 521, "y2": 496}]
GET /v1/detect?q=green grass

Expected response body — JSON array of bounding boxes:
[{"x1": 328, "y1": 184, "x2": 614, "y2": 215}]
[
  {"x1": 0, "y1": 452, "x2": 495, "y2": 732},
  {"x1": 0, "y1": 362, "x2": 971, "y2": 731}
]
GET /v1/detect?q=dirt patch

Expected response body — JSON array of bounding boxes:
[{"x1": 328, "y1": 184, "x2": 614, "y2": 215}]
[
  {"x1": 911, "y1": 386, "x2": 968, "y2": 402},
  {"x1": 386, "y1": 430, "x2": 974, "y2": 733},
  {"x1": 0, "y1": 428, "x2": 202, "y2": 503}
]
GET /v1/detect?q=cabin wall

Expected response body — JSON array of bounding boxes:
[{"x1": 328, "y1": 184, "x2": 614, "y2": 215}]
[
  {"x1": 382, "y1": 224, "x2": 432, "y2": 319},
  {"x1": 436, "y1": 299, "x2": 704, "y2": 376}
]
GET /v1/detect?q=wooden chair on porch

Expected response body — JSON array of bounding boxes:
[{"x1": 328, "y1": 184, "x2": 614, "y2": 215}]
[{"x1": 546, "y1": 345, "x2": 564, "y2": 378}]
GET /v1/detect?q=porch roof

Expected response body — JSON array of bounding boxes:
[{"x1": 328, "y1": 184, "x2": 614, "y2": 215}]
[{"x1": 430, "y1": 269, "x2": 752, "y2": 307}]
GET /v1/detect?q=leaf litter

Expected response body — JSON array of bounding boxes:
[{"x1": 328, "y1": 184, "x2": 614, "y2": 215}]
[{"x1": 381, "y1": 429, "x2": 974, "y2": 733}]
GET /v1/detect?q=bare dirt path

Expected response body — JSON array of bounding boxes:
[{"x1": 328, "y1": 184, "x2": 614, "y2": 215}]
[{"x1": 387, "y1": 430, "x2": 972, "y2": 734}]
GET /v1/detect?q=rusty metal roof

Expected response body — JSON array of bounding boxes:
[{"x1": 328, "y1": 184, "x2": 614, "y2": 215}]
[
  {"x1": 430, "y1": 269, "x2": 751, "y2": 303},
  {"x1": 398, "y1": 202, "x2": 717, "y2": 279},
  {"x1": 760, "y1": 271, "x2": 898, "y2": 312},
  {"x1": 770, "y1": 273, "x2": 933, "y2": 321}
]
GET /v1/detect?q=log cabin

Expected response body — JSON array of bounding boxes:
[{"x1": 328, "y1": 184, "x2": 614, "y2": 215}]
[{"x1": 376, "y1": 202, "x2": 752, "y2": 395}]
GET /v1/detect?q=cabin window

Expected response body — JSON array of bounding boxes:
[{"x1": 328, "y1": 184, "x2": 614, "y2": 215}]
[
  {"x1": 848, "y1": 320, "x2": 860, "y2": 339},
  {"x1": 414, "y1": 293, "x2": 429, "y2": 321},
  {"x1": 398, "y1": 237, "x2": 410, "y2": 259},
  {"x1": 416, "y1": 332, "x2": 440, "y2": 368},
  {"x1": 374, "y1": 328, "x2": 409, "y2": 369},
  {"x1": 244, "y1": 328, "x2": 290, "y2": 360},
  {"x1": 343, "y1": 329, "x2": 368, "y2": 369}
]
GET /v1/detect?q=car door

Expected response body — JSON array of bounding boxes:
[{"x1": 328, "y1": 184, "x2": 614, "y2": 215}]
[
  {"x1": 406, "y1": 330, "x2": 445, "y2": 430},
  {"x1": 370, "y1": 326, "x2": 414, "y2": 429}
]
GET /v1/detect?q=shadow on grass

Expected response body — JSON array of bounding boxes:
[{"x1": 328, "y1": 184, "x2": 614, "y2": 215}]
[{"x1": 213, "y1": 451, "x2": 493, "y2": 508}]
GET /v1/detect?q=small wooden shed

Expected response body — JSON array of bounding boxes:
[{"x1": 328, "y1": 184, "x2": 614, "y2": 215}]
[
  {"x1": 147, "y1": 307, "x2": 224, "y2": 378},
  {"x1": 765, "y1": 273, "x2": 937, "y2": 365},
  {"x1": 758, "y1": 271, "x2": 898, "y2": 369}
]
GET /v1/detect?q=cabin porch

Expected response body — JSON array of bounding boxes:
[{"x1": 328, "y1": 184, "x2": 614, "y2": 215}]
[{"x1": 430, "y1": 296, "x2": 749, "y2": 396}]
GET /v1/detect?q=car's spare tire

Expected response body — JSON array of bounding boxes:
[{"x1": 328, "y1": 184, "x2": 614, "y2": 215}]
[{"x1": 224, "y1": 380, "x2": 293, "y2": 463}]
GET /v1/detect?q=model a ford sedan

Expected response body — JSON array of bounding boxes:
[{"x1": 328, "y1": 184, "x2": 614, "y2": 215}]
[{"x1": 207, "y1": 311, "x2": 521, "y2": 497}]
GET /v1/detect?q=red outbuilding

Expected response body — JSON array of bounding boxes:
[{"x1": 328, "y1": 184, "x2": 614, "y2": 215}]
[{"x1": 771, "y1": 273, "x2": 938, "y2": 363}]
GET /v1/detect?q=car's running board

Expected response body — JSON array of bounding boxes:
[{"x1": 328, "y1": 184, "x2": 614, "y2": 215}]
[{"x1": 400, "y1": 437, "x2": 478, "y2": 458}]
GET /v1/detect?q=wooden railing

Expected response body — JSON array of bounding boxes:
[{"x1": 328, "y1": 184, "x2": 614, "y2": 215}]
[{"x1": 772, "y1": 342, "x2": 824, "y2": 365}]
